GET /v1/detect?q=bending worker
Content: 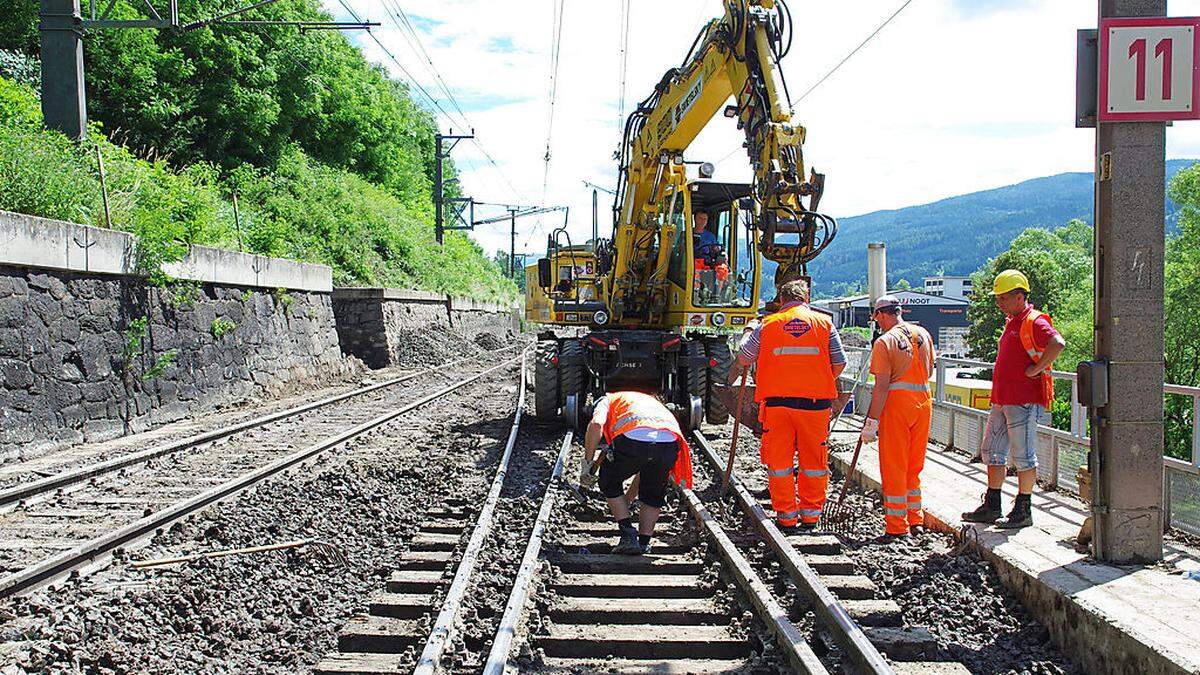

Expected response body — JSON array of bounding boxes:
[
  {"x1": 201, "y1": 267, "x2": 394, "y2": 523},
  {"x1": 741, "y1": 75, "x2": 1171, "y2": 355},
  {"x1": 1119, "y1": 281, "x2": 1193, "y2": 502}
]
[
  {"x1": 860, "y1": 296, "x2": 935, "y2": 539},
  {"x1": 732, "y1": 279, "x2": 845, "y2": 530},
  {"x1": 962, "y1": 270, "x2": 1064, "y2": 529},
  {"x1": 580, "y1": 391, "x2": 693, "y2": 554}
]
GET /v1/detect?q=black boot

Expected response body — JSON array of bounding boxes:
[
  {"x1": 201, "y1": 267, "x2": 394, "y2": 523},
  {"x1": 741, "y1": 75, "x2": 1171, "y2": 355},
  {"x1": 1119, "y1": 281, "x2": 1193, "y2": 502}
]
[
  {"x1": 997, "y1": 494, "x2": 1033, "y2": 529},
  {"x1": 613, "y1": 524, "x2": 642, "y2": 555},
  {"x1": 962, "y1": 489, "x2": 1002, "y2": 523}
]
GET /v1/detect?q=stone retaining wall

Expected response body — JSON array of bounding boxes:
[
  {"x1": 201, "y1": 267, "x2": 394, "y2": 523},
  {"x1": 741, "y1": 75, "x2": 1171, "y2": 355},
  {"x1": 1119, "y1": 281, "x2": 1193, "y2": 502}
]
[
  {"x1": 0, "y1": 264, "x2": 353, "y2": 462},
  {"x1": 332, "y1": 289, "x2": 519, "y2": 368},
  {"x1": 0, "y1": 211, "x2": 351, "y2": 463}
]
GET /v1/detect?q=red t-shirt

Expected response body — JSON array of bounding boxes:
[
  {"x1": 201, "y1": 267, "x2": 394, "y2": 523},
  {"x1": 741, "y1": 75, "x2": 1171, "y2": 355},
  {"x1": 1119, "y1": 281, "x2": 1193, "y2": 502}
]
[{"x1": 992, "y1": 304, "x2": 1059, "y2": 406}]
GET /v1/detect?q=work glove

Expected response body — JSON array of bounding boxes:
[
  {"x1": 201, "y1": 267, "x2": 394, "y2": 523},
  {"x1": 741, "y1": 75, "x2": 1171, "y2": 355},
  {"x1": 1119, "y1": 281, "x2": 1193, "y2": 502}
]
[
  {"x1": 860, "y1": 417, "x2": 880, "y2": 444},
  {"x1": 578, "y1": 455, "x2": 598, "y2": 490}
]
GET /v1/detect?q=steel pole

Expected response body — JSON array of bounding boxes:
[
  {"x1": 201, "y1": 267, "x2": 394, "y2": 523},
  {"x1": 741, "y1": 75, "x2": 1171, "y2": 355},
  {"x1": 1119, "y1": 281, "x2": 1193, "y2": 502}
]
[
  {"x1": 509, "y1": 208, "x2": 517, "y2": 278},
  {"x1": 1092, "y1": 0, "x2": 1166, "y2": 563},
  {"x1": 39, "y1": 0, "x2": 87, "y2": 140},
  {"x1": 434, "y1": 133, "x2": 444, "y2": 245}
]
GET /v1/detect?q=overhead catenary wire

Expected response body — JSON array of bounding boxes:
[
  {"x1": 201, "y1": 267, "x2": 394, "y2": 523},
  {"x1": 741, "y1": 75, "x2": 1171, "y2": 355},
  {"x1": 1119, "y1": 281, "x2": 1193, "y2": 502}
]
[
  {"x1": 526, "y1": 0, "x2": 567, "y2": 249},
  {"x1": 715, "y1": 0, "x2": 914, "y2": 166},
  {"x1": 616, "y1": 0, "x2": 631, "y2": 140},
  {"x1": 795, "y1": 0, "x2": 914, "y2": 104},
  {"x1": 336, "y1": 0, "x2": 527, "y2": 204}
]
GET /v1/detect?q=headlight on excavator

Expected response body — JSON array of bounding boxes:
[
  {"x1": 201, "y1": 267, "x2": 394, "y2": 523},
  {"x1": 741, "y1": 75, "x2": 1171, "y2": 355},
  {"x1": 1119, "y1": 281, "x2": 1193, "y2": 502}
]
[
  {"x1": 711, "y1": 312, "x2": 727, "y2": 327},
  {"x1": 593, "y1": 309, "x2": 609, "y2": 326}
]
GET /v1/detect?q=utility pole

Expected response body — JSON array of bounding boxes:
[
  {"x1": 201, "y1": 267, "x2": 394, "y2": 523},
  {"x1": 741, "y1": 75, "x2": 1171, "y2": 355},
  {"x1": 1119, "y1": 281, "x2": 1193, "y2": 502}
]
[
  {"x1": 508, "y1": 207, "x2": 519, "y2": 278},
  {"x1": 434, "y1": 130, "x2": 474, "y2": 245},
  {"x1": 37, "y1": 0, "x2": 374, "y2": 141},
  {"x1": 1091, "y1": 0, "x2": 1166, "y2": 563},
  {"x1": 40, "y1": 0, "x2": 87, "y2": 140}
]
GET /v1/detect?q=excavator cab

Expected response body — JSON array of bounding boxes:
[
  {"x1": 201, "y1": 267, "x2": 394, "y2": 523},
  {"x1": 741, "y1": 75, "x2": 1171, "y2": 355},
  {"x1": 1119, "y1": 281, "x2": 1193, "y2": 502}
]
[{"x1": 675, "y1": 181, "x2": 757, "y2": 317}]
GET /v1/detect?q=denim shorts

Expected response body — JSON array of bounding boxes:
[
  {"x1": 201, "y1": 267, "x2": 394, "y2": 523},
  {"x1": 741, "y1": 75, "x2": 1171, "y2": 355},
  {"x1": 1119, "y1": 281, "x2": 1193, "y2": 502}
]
[{"x1": 981, "y1": 404, "x2": 1049, "y2": 471}]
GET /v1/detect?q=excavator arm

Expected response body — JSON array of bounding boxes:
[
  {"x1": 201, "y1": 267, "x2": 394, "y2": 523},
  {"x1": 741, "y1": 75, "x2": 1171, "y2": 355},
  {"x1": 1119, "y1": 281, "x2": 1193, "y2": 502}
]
[{"x1": 609, "y1": 0, "x2": 835, "y2": 323}]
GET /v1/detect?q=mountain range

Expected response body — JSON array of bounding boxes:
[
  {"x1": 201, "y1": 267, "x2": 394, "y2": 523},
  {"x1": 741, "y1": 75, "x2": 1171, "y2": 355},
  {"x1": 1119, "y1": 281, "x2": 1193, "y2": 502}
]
[{"x1": 798, "y1": 159, "x2": 1194, "y2": 299}]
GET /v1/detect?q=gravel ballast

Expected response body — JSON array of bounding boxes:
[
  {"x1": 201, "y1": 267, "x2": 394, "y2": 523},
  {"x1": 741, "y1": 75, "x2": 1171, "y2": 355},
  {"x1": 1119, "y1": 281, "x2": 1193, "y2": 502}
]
[
  {"x1": 0, "y1": 349, "x2": 524, "y2": 673},
  {"x1": 700, "y1": 424, "x2": 1082, "y2": 674}
]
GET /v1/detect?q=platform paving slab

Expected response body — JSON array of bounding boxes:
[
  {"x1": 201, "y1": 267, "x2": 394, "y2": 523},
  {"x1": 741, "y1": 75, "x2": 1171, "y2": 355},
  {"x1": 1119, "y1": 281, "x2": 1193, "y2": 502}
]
[{"x1": 828, "y1": 417, "x2": 1200, "y2": 675}]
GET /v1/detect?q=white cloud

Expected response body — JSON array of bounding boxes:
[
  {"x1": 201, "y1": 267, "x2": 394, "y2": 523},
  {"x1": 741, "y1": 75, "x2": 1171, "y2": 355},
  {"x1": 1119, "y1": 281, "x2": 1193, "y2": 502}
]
[{"x1": 328, "y1": 0, "x2": 1200, "y2": 257}]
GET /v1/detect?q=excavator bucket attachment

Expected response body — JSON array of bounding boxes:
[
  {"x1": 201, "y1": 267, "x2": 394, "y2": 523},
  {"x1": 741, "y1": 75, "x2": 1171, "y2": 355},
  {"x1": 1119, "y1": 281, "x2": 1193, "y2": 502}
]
[{"x1": 710, "y1": 381, "x2": 762, "y2": 435}]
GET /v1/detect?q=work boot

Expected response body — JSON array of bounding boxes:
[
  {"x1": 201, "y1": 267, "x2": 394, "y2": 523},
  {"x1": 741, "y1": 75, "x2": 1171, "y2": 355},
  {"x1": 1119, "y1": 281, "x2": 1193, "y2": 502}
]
[
  {"x1": 997, "y1": 495, "x2": 1033, "y2": 529},
  {"x1": 797, "y1": 521, "x2": 818, "y2": 533},
  {"x1": 962, "y1": 489, "x2": 1002, "y2": 523},
  {"x1": 613, "y1": 525, "x2": 643, "y2": 555}
]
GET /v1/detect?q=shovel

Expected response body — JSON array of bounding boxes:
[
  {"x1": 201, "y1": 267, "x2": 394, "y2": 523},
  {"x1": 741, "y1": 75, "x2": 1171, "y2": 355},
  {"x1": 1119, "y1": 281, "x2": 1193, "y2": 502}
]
[{"x1": 821, "y1": 436, "x2": 865, "y2": 532}]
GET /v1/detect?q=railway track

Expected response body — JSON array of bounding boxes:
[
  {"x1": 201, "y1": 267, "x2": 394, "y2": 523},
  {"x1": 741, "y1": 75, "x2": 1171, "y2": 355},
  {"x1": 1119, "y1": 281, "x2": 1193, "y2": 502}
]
[
  {"x1": 297, "y1": 396, "x2": 971, "y2": 673},
  {"x1": 0, "y1": 349, "x2": 526, "y2": 599}
]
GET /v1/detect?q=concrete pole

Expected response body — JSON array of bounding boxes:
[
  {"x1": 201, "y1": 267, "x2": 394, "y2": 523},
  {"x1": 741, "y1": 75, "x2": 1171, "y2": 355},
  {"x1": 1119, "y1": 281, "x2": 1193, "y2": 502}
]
[
  {"x1": 39, "y1": 0, "x2": 87, "y2": 140},
  {"x1": 1092, "y1": 0, "x2": 1165, "y2": 563},
  {"x1": 867, "y1": 242, "x2": 887, "y2": 308}
]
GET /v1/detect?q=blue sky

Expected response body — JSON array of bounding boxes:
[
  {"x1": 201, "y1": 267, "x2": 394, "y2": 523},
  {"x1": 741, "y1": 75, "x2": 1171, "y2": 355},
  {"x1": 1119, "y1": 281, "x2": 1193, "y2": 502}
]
[{"x1": 328, "y1": 0, "x2": 1200, "y2": 256}]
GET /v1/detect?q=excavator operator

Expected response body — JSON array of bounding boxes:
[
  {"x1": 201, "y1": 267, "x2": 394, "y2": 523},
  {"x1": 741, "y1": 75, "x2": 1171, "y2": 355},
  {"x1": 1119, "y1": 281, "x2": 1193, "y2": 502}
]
[{"x1": 693, "y1": 212, "x2": 730, "y2": 303}]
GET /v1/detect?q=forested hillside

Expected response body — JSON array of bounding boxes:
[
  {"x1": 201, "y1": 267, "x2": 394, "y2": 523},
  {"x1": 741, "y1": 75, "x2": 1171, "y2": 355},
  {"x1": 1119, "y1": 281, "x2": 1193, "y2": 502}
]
[
  {"x1": 809, "y1": 160, "x2": 1193, "y2": 298},
  {"x1": 0, "y1": 0, "x2": 514, "y2": 300}
]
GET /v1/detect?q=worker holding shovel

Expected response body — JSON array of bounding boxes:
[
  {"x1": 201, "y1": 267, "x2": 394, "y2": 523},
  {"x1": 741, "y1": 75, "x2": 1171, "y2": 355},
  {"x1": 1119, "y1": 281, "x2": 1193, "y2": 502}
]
[{"x1": 861, "y1": 295, "x2": 935, "y2": 539}]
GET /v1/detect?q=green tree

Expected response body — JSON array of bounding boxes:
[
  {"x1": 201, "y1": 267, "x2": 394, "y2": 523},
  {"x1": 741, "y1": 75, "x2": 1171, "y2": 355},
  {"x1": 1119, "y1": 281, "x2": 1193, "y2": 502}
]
[{"x1": 1165, "y1": 165, "x2": 1200, "y2": 460}]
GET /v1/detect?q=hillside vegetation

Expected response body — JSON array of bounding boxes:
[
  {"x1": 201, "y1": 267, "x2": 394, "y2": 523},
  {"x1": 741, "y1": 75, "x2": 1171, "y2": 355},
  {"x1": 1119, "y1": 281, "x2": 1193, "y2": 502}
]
[
  {"x1": 810, "y1": 161, "x2": 1192, "y2": 298},
  {"x1": 0, "y1": 0, "x2": 514, "y2": 301},
  {"x1": 964, "y1": 165, "x2": 1200, "y2": 460}
]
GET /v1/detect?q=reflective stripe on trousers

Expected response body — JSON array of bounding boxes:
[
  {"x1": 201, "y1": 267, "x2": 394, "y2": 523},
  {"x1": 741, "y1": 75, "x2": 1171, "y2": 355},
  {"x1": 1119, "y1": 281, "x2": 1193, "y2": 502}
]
[
  {"x1": 767, "y1": 467, "x2": 793, "y2": 478},
  {"x1": 908, "y1": 488, "x2": 922, "y2": 512},
  {"x1": 883, "y1": 495, "x2": 907, "y2": 517}
]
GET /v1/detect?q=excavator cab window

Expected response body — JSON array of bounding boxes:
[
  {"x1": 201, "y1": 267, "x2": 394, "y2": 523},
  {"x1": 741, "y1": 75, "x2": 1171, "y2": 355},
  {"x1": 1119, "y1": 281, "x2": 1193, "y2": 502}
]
[{"x1": 689, "y1": 183, "x2": 755, "y2": 309}]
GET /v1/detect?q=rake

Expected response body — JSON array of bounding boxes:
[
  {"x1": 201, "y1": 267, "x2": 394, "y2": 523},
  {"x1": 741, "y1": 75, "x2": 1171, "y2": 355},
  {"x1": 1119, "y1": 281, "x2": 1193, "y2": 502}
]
[{"x1": 820, "y1": 436, "x2": 864, "y2": 532}]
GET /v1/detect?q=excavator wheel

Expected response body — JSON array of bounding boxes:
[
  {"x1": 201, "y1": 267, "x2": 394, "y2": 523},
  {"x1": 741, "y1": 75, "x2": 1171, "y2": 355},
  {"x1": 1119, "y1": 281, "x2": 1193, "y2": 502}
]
[
  {"x1": 558, "y1": 339, "x2": 586, "y2": 430},
  {"x1": 681, "y1": 340, "x2": 707, "y2": 430},
  {"x1": 704, "y1": 336, "x2": 734, "y2": 425},
  {"x1": 534, "y1": 339, "x2": 560, "y2": 421}
]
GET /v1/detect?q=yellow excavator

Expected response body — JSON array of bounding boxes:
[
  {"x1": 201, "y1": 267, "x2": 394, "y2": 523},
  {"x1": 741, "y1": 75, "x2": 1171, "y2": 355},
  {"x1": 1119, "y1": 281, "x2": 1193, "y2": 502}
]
[{"x1": 526, "y1": 0, "x2": 836, "y2": 429}]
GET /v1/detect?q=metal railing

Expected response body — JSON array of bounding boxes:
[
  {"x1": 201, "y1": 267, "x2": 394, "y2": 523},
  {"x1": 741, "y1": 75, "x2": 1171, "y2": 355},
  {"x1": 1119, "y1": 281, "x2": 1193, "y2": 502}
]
[{"x1": 840, "y1": 347, "x2": 1200, "y2": 536}]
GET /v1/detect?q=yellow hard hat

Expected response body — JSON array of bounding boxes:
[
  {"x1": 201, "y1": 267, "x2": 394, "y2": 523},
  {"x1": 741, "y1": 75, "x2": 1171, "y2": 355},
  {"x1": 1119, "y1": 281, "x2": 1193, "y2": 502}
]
[{"x1": 992, "y1": 269, "x2": 1030, "y2": 295}]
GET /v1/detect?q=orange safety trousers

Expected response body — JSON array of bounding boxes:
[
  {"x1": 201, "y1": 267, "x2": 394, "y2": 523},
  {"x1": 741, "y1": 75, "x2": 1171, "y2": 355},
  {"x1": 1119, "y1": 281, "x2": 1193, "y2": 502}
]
[
  {"x1": 879, "y1": 393, "x2": 931, "y2": 534},
  {"x1": 760, "y1": 406, "x2": 831, "y2": 525}
]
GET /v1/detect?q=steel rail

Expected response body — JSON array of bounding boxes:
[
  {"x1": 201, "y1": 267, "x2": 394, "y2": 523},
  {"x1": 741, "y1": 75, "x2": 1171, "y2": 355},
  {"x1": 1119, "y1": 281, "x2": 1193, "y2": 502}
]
[
  {"x1": 0, "y1": 346, "x2": 521, "y2": 508},
  {"x1": 482, "y1": 432, "x2": 573, "y2": 675},
  {"x1": 679, "y1": 484, "x2": 830, "y2": 675},
  {"x1": 0, "y1": 353, "x2": 525, "y2": 599},
  {"x1": 693, "y1": 431, "x2": 894, "y2": 675},
  {"x1": 413, "y1": 351, "x2": 530, "y2": 674}
]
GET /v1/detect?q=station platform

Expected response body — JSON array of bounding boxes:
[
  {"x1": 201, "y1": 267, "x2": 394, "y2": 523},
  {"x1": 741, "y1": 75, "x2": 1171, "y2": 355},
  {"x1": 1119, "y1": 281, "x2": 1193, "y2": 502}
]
[{"x1": 829, "y1": 416, "x2": 1200, "y2": 675}]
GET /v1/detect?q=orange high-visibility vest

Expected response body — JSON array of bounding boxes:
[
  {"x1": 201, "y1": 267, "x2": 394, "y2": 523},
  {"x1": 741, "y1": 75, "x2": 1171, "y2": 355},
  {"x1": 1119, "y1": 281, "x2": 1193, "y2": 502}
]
[
  {"x1": 601, "y1": 392, "x2": 694, "y2": 489},
  {"x1": 887, "y1": 324, "x2": 932, "y2": 400},
  {"x1": 755, "y1": 304, "x2": 838, "y2": 401},
  {"x1": 1018, "y1": 309, "x2": 1055, "y2": 409}
]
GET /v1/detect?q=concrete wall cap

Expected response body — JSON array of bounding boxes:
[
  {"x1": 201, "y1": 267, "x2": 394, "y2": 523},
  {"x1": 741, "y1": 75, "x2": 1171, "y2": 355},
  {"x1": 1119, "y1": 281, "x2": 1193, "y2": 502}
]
[{"x1": 0, "y1": 210, "x2": 332, "y2": 292}]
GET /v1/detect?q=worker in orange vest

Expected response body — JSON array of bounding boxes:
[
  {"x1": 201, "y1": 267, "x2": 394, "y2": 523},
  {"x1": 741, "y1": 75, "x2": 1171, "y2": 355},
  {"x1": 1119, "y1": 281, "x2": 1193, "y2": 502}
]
[
  {"x1": 962, "y1": 269, "x2": 1065, "y2": 529},
  {"x1": 860, "y1": 296, "x2": 935, "y2": 538},
  {"x1": 732, "y1": 279, "x2": 846, "y2": 530},
  {"x1": 580, "y1": 391, "x2": 693, "y2": 554}
]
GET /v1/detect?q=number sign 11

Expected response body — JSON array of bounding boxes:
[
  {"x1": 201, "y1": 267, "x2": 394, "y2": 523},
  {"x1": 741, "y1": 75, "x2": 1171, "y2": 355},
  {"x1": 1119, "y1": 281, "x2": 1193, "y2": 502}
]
[{"x1": 1100, "y1": 17, "x2": 1200, "y2": 122}]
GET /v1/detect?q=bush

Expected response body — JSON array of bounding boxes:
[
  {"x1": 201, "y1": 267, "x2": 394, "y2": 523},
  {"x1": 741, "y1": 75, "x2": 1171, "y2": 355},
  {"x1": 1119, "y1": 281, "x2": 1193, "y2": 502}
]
[{"x1": 0, "y1": 76, "x2": 516, "y2": 302}]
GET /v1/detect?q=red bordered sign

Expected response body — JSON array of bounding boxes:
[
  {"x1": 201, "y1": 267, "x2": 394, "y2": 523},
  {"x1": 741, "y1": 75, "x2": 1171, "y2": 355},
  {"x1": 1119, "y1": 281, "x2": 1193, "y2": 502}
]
[{"x1": 1100, "y1": 16, "x2": 1200, "y2": 122}]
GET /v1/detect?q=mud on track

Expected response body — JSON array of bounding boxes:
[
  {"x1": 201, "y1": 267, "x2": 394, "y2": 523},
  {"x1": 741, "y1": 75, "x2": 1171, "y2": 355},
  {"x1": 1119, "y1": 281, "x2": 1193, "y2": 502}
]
[{"x1": 0, "y1": 350, "x2": 523, "y2": 674}]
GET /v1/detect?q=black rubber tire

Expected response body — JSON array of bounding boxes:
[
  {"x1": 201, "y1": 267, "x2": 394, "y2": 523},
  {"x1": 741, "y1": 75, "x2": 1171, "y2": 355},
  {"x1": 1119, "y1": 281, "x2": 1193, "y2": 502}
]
[
  {"x1": 704, "y1": 336, "x2": 734, "y2": 425},
  {"x1": 534, "y1": 339, "x2": 559, "y2": 421},
  {"x1": 683, "y1": 339, "x2": 707, "y2": 401},
  {"x1": 559, "y1": 339, "x2": 586, "y2": 430}
]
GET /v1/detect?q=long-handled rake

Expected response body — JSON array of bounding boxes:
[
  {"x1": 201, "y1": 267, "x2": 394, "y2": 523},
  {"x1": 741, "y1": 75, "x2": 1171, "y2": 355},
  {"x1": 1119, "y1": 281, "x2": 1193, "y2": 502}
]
[
  {"x1": 821, "y1": 436, "x2": 864, "y2": 532},
  {"x1": 721, "y1": 365, "x2": 750, "y2": 497}
]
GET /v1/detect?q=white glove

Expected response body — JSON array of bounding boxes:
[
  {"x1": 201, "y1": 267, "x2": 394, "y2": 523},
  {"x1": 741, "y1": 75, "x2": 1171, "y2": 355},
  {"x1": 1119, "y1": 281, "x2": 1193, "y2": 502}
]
[
  {"x1": 860, "y1": 418, "x2": 880, "y2": 443},
  {"x1": 578, "y1": 456, "x2": 598, "y2": 489}
]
